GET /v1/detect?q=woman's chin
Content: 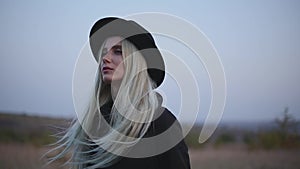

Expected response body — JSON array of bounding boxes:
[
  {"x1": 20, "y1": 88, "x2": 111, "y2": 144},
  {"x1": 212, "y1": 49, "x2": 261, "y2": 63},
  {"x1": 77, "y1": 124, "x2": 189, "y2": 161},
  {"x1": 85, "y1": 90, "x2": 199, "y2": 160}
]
[
  {"x1": 102, "y1": 75, "x2": 123, "y2": 85},
  {"x1": 102, "y1": 77, "x2": 112, "y2": 84}
]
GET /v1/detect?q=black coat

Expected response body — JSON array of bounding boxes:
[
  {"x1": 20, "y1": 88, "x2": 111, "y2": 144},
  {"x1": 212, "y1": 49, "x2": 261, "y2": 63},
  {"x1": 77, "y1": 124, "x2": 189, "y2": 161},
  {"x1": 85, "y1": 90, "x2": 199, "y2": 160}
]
[{"x1": 87, "y1": 102, "x2": 191, "y2": 169}]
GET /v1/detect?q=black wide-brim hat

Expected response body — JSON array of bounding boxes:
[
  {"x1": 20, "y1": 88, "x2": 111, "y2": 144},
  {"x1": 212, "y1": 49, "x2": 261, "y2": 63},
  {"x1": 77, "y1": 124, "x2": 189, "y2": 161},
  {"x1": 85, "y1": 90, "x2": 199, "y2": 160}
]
[{"x1": 89, "y1": 17, "x2": 165, "y2": 87}]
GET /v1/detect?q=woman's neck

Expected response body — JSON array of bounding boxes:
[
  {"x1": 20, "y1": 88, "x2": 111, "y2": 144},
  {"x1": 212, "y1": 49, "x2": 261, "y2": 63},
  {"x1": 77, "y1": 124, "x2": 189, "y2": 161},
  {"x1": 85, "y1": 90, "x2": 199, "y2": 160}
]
[{"x1": 110, "y1": 80, "x2": 122, "y2": 99}]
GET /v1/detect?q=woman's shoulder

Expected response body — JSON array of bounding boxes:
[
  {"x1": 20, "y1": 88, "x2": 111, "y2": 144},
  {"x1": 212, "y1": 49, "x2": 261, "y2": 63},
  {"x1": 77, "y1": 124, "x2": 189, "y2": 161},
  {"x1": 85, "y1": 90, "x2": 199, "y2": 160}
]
[
  {"x1": 154, "y1": 107, "x2": 177, "y2": 124},
  {"x1": 149, "y1": 107, "x2": 183, "y2": 136},
  {"x1": 153, "y1": 93, "x2": 180, "y2": 130}
]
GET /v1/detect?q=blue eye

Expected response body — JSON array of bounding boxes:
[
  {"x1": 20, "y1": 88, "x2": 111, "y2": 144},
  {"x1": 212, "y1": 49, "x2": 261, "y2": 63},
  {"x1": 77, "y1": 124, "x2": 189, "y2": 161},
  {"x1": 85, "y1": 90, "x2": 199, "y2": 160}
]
[{"x1": 114, "y1": 49, "x2": 122, "y2": 55}]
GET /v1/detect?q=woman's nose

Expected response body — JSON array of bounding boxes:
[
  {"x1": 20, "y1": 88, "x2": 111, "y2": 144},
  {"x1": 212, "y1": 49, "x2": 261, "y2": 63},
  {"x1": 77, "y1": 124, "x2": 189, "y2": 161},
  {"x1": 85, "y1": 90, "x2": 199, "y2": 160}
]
[{"x1": 102, "y1": 52, "x2": 111, "y2": 63}]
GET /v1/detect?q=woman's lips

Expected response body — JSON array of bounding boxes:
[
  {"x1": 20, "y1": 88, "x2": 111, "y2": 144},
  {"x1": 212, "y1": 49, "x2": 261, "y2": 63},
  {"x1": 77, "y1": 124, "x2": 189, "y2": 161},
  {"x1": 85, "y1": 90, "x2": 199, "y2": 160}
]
[{"x1": 102, "y1": 66, "x2": 113, "y2": 73}]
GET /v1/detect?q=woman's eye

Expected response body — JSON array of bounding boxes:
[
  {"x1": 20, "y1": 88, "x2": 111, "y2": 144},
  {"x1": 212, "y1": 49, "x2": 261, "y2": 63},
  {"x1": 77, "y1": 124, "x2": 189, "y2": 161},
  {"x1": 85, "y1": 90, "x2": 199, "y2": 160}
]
[{"x1": 114, "y1": 49, "x2": 122, "y2": 55}]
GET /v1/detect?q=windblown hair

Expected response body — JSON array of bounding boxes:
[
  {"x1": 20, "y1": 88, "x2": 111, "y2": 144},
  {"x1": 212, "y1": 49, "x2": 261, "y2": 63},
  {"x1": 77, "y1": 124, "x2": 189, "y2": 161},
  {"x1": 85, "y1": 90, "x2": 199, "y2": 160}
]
[{"x1": 46, "y1": 39, "x2": 159, "y2": 169}]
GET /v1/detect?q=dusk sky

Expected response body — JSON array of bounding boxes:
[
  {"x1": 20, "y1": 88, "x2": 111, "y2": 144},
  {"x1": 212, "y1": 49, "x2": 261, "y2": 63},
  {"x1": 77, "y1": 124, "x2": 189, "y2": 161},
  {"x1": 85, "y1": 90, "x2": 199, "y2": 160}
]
[{"x1": 0, "y1": 0, "x2": 299, "y2": 124}]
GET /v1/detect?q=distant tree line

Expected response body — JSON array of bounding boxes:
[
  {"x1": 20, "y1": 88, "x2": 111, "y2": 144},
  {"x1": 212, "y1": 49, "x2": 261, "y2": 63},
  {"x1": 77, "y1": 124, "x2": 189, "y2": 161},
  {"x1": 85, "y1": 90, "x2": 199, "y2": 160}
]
[
  {"x1": 244, "y1": 107, "x2": 300, "y2": 150},
  {"x1": 185, "y1": 107, "x2": 300, "y2": 150}
]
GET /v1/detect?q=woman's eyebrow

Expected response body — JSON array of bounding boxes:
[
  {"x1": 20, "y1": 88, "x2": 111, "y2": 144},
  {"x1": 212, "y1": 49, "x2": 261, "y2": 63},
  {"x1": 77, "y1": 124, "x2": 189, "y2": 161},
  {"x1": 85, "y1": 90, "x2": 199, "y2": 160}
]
[
  {"x1": 111, "y1": 45, "x2": 122, "y2": 50},
  {"x1": 103, "y1": 45, "x2": 122, "y2": 51}
]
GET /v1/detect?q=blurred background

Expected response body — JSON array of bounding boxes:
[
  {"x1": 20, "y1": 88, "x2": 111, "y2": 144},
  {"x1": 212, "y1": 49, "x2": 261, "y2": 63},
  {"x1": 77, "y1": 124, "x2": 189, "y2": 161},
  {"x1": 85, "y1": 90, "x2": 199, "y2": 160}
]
[{"x1": 0, "y1": 0, "x2": 299, "y2": 168}]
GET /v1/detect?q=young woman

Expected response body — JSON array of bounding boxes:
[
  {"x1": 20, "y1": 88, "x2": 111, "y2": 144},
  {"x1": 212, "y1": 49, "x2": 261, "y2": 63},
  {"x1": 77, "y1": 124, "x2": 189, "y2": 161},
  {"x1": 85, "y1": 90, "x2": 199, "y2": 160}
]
[{"x1": 48, "y1": 17, "x2": 191, "y2": 169}]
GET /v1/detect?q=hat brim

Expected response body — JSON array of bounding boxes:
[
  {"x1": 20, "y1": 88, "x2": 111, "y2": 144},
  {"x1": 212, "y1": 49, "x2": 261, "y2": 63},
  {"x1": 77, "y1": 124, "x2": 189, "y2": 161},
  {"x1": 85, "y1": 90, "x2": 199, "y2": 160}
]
[{"x1": 89, "y1": 17, "x2": 165, "y2": 87}]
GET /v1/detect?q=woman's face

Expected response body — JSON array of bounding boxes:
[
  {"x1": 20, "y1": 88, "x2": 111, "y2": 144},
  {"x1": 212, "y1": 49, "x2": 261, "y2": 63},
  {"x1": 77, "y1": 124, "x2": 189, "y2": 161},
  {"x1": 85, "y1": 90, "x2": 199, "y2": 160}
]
[{"x1": 100, "y1": 36, "x2": 125, "y2": 84}]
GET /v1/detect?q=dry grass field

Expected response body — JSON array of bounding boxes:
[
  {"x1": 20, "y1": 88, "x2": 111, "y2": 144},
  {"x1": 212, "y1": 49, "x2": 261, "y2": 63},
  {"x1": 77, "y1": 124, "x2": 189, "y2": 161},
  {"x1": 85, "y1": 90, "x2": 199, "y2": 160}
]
[
  {"x1": 1, "y1": 143, "x2": 300, "y2": 169},
  {"x1": 189, "y1": 145, "x2": 300, "y2": 169},
  {"x1": 0, "y1": 112, "x2": 299, "y2": 169},
  {"x1": 0, "y1": 143, "x2": 68, "y2": 169}
]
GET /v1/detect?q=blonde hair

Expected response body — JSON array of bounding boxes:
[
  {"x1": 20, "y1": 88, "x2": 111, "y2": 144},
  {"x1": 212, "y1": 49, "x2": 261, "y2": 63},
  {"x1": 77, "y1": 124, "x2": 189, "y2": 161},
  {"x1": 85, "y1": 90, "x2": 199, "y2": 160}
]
[{"x1": 46, "y1": 39, "x2": 159, "y2": 169}]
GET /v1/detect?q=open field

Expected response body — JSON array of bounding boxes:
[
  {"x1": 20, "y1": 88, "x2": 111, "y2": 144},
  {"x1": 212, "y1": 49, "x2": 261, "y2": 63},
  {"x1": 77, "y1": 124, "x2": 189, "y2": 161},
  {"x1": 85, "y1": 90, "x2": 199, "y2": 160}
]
[
  {"x1": 0, "y1": 112, "x2": 299, "y2": 169},
  {"x1": 1, "y1": 143, "x2": 300, "y2": 169},
  {"x1": 0, "y1": 143, "x2": 65, "y2": 169},
  {"x1": 190, "y1": 145, "x2": 300, "y2": 169}
]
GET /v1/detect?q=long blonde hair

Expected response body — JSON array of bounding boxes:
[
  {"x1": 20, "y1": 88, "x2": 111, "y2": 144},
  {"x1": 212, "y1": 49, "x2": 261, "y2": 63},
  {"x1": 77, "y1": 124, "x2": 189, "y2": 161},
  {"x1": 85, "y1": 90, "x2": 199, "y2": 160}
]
[{"x1": 46, "y1": 39, "x2": 159, "y2": 169}]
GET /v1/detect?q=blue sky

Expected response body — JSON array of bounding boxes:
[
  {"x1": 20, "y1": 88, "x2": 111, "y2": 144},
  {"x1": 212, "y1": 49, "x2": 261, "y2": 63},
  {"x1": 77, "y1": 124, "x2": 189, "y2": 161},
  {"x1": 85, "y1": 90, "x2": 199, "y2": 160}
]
[{"x1": 0, "y1": 0, "x2": 299, "y2": 123}]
